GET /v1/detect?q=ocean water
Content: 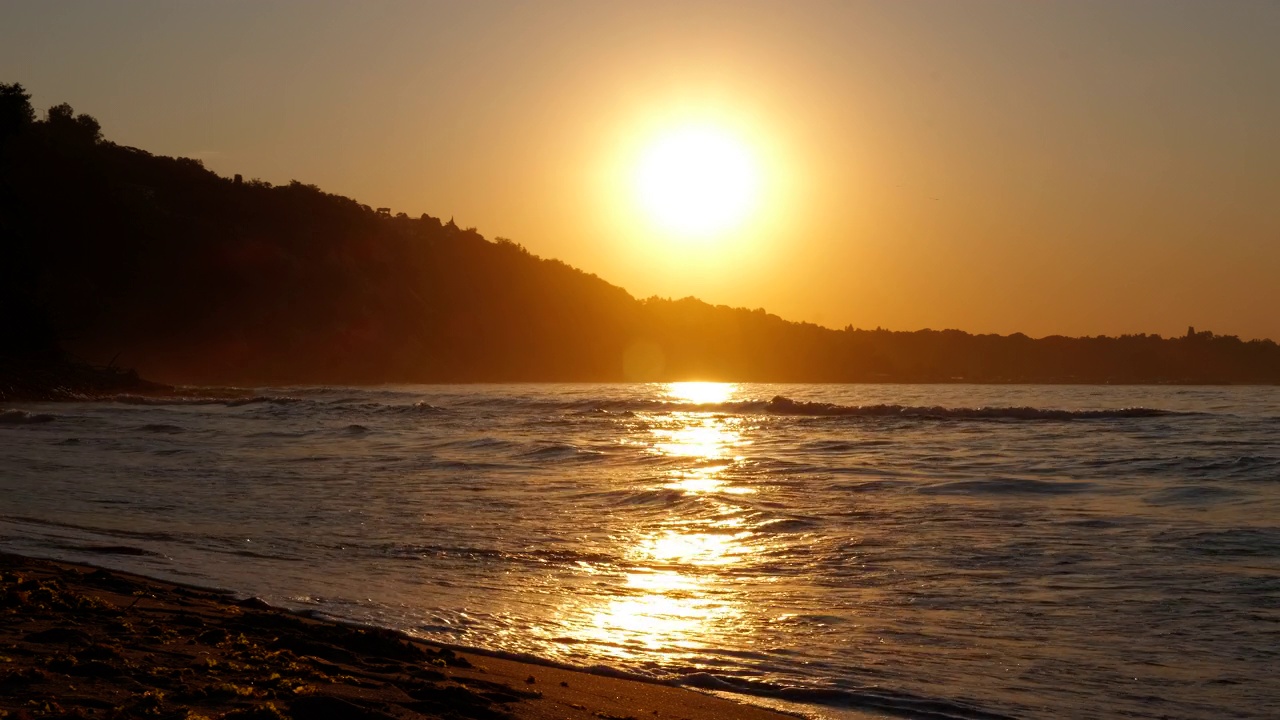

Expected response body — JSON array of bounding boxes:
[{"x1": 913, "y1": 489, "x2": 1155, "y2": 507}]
[{"x1": 2, "y1": 383, "x2": 1278, "y2": 719}]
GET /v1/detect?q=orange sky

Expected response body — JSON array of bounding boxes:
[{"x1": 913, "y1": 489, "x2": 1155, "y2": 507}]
[{"x1": 4, "y1": 1, "x2": 1278, "y2": 340}]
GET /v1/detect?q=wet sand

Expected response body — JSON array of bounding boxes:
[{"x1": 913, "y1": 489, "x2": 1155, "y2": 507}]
[{"x1": 0, "y1": 552, "x2": 798, "y2": 720}]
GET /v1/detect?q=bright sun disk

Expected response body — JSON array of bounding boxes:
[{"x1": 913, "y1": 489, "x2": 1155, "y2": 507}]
[{"x1": 635, "y1": 126, "x2": 761, "y2": 238}]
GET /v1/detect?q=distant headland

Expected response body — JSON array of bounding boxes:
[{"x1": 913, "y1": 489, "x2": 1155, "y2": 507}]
[{"x1": 3, "y1": 82, "x2": 1278, "y2": 392}]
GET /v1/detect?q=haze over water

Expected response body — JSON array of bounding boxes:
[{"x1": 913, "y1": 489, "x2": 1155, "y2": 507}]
[{"x1": 2, "y1": 383, "x2": 1279, "y2": 719}]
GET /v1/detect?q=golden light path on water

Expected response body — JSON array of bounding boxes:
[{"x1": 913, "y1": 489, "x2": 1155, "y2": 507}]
[{"x1": 552, "y1": 382, "x2": 773, "y2": 661}]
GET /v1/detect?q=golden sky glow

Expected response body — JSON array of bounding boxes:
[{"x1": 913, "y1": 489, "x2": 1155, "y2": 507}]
[{"x1": 6, "y1": 1, "x2": 1278, "y2": 339}]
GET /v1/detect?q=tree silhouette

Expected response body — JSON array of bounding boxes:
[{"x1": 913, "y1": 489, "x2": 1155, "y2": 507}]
[
  {"x1": 2, "y1": 81, "x2": 1278, "y2": 387},
  {"x1": 0, "y1": 82, "x2": 35, "y2": 142},
  {"x1": 44, "y1": 102, "x2": 103, "y2": 145}
]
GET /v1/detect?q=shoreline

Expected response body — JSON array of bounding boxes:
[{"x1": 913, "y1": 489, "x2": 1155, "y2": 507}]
[{"x1": 1, "y1": 552, "x2": 809, "y2": 720}]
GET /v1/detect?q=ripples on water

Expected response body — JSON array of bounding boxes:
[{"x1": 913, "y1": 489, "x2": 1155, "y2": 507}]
[{"x1": 2, "y1": 383, "x2": 1279, "y2": 719}]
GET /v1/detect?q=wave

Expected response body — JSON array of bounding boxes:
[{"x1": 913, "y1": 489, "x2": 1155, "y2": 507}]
[
  {"x1": 518, "y1": 443, "x2": 605, "y2": 461},
  {"x1": 802, "y1": 438, "x2": 894, "y2": 452},
  {"x1": 407, "y1": 633, "x2": 1017, "y2": 720},
  {"x1": 1146, "y1": 485, "x2": 1248, "y2": 505},
  {"x1": 918, "y1": 477, "x2": 1095, "y2": 496},
  {"x1": 1156, "y1": 527, "x2": 1280, "y2": 558},
  {"x1": 756, "y1": 517, "x2": 819, "y2": 533},
  {"x1": 678, "y1": 673, "x2": 1016, "y2": 720},
  {"x1": 393, "y1": 632, "x2": 1013, "y2": 720},
  {"x1": 68, "y1": 389, "x2": 1193, "y2": 424},
  {"x1": 0, "y1": 409, "x2": 58, "y2": 424},
  {"x1": 1183, "y1": 455, "x2": 1280, "y2": 478},
  {"x1": 224, "y1": 395, "x2": 306, "y2": 407},
  {"x1": 66, "y1": 544, "x2": 166, "y2": 557},
  {"x1": 104, "y1": 393, "x2": 304, "y2": 406},
  {"x1": 0, "y1": 514, "x2": 186, "y2": 544},
  {"x1": 138, "y1": 423, "x2": 185, "y2": 434},
  {"x1": 434, "y1": 436, "x2": 522, "y2": 452},
  {"x1": 318, "y1": 400, "x2": 447, "y2": 415},
  {"x1": 380, "y1": 542, "x2": 616, "y2": 568},
  {"x1": 465, "y1": 394, "x2": 1192, "y2": 421},
  {"x1": 603, "y1": 487, "x2": 693, "y2": 509},
  {"x1": 403, "y1": 400, "x2": 446, "y2": 414},
  {"x1": 736, "y1": 396, "x2": 1186, "y2": 420},
  {"x1": 1071, "y1": 454, "x2": 1280, "y2": 482}
]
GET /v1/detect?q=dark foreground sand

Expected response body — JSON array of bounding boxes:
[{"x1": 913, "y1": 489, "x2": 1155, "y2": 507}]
[{"x1": 0, "y1": 553, "x2": 794, "y2": 720}]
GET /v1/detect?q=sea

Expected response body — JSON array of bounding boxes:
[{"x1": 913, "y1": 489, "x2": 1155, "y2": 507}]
[{"x1": 2, "y1": 383, "x2": 1278, "y2": 719}]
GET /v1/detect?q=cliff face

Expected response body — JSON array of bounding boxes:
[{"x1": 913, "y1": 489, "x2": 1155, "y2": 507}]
[{"x1": 3, "y1": 83, "x2": 1278, "y2": 386}]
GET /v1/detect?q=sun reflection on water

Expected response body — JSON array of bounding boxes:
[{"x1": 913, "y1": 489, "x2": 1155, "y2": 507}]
[
  {"x1": 662, "y1": 466, "x2": 757, "y2": 495},
  {"x1": 548, "y1": 381, "x2": 769, "y2": 661},
  {"x1": 639, "y1": 530, "x2": 754, "y2": 567},
  {"x1": 649, "y1": 386, "x2": 753, "y2": 495},
  {"x1": 583, "y1": 585, "x2": 736, "y2": 653},
  {"x1": 568, "y1": 527, "x2": 757, "y2": 658},
  {"x1": 650, "y1": 417, "x2": 747, "y2": 459}
]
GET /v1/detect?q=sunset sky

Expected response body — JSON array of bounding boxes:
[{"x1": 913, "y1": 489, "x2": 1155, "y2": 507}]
[{"x1": 4, "y1": 1, "x2": 1278, "y2": 340}]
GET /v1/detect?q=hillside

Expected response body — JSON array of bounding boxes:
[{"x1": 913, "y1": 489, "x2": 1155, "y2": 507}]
[{"x1": 3, "y1": 82, "x2": 1278, "y2": 386}]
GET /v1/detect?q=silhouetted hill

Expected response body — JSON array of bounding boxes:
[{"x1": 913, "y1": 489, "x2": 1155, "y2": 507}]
[{"x1": 3, "y1": 82, "x2": 1279, "y2": 386}]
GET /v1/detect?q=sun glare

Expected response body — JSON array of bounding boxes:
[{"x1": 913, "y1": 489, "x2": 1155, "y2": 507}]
[
  {"x1": 666, "y1": 381, "x2": 736, "y2": 405},
  {"x1": 634, "y1": 125, "x2": 761, "y2": 239}
]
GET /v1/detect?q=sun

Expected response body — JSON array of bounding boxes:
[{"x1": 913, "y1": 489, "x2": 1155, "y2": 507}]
[{"x1": 633, "y1": 125, "x2": 761, "y2": 239}]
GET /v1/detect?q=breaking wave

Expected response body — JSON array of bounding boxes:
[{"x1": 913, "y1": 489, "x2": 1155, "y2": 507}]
[
  {"x1": 55, "y1": 388, "x2": 1196, "y2": 423},
  {"x1": 554, "y1": 395, "x2": 1188, "y2": 421},
  {"x1": 104, "y1": 394, "x2": 305, "y2": 406},
  {"x1": 0, "y1": 409, "x2": 58, "y2": 424}
]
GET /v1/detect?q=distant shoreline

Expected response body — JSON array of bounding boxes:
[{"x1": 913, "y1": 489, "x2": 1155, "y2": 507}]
[{"x1": 5, "y1": 377, "x2": 1277, "y2": 404}]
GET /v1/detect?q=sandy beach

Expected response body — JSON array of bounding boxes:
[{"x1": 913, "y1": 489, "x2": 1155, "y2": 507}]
[{"x1": 0, "y1": 553, "x2": 795, "y2": 720}]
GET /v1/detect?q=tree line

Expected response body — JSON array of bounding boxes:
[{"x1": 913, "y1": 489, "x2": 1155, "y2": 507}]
[{"x1": 2, "y1": 82, "x2": 1277, "y2": 387}]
